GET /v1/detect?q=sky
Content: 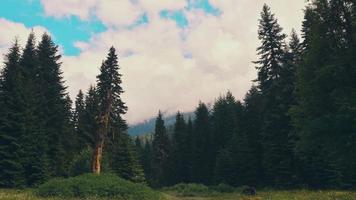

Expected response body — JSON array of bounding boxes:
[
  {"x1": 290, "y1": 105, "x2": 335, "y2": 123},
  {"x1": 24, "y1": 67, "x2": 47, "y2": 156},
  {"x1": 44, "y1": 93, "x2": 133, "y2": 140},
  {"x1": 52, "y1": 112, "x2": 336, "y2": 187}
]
[{"x1": 0, "y1": 0, "x2": 307, "y2": 124}]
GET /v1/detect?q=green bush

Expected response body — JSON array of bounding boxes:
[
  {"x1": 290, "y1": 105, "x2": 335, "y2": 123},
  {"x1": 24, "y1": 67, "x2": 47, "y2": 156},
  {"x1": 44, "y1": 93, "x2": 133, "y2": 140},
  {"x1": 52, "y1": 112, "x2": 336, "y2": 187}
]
[
  {"x1": 69, "y1": 147, "x2": 111, "y2": 176},
  {"x1": 37, "y1": 173, "x2": 159, "y2": 200},
  {"x1": 210, "y1": 183, "x2": 235, "y2": 193},
  {"x1": 163, "y1": 183, "x2": 212, "y2": 197}
]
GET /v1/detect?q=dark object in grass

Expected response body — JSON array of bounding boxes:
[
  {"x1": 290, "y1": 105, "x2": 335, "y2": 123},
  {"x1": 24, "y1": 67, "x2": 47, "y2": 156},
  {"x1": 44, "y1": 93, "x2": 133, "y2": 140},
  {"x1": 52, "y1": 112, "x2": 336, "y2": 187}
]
[{"x1": 241, "y1": 186, "x2": 256, "y2": 196}]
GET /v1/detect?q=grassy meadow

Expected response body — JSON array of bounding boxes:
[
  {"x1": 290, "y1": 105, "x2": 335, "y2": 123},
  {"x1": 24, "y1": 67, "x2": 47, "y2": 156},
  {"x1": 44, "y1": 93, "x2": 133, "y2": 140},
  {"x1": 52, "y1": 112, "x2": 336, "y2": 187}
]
[{"x1": 1, "y1": 189, "x2": 355, "y2": 200}]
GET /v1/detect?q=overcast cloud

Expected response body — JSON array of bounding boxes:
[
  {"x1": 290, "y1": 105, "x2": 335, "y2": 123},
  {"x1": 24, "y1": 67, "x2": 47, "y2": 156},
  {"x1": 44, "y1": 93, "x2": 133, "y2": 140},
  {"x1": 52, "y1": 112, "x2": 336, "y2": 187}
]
[{"x1": 0, "y1": 0, "x2": 307, "y2": 124}]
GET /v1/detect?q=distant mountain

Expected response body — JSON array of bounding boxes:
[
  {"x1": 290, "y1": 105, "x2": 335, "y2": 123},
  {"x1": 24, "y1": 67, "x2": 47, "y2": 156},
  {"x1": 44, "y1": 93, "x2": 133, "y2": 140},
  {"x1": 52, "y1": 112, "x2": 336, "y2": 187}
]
[{"x1": 128, "y1": 111, "x2": 194, "y2": 136}]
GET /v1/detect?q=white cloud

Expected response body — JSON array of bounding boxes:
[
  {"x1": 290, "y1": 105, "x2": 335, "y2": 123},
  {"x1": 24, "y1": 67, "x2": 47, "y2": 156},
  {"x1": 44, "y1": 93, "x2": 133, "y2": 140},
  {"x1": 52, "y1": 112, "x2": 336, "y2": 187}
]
[
  {"x1": 37, "y1": 0, "x2": 306, "y2": 124},
  {"x1": 0, "y1": 18, "x2": 48, "y2": 66},
  {"x1": 41, "y1": 0, "x2": 97, "y2": 20}
]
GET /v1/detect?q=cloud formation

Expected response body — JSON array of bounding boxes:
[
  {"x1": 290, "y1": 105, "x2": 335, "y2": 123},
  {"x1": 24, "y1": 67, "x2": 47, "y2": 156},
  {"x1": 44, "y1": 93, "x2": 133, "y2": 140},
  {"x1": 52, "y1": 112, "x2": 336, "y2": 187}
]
[
  {"x1": 0, "y1": 18, "x2": 48, "y2": 65},
  {"x1": 1, "y1": 0, "x2": 307, "y2": 124}
]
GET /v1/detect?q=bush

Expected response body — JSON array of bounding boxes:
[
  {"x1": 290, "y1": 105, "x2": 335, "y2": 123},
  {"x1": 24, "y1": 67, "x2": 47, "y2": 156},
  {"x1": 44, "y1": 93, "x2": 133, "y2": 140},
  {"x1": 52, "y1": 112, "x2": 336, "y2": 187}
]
[
  {"x1": 37, "y1": 173, "x2": 159, "y2": 200},
  {"x1": 163, "y1": 183, "x2": 212, "y2": 197},
  {"x1": 69, "y1": 147, "x2": 111, "y2": 177},
  {"x1": 210, "y1": 183, "x2": 235, "y2": 193}
]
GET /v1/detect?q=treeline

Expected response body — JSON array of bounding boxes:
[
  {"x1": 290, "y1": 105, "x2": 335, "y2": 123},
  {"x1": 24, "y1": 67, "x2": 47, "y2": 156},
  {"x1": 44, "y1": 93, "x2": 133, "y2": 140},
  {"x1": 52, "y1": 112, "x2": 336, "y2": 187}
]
[
  {"x1": 137, "y1": 1, "x2": 356, "y2": 189},
  {"x1": 0, "y1": 34, "x2": 144, "y2": 187}
]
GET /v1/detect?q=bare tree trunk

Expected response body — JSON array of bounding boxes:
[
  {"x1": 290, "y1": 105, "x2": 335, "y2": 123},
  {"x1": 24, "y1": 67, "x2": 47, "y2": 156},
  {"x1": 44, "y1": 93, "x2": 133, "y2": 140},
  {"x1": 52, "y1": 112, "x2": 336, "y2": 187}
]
[
  {"x1": 92, "y1": 90, "x2": 112, "y2": 174},
  {"x1": 92, "y1": 114, "x2": 109, "y2": 174},
  {"x1": 92, "y1": 137, "x2": 104, "y2": 174}
]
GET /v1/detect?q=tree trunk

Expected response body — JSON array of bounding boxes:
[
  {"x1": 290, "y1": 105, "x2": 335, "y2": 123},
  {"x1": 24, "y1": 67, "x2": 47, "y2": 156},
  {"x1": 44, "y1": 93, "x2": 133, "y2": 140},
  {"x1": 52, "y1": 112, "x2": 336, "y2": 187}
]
[
  {"x1": 92, "y1": 137, "x2": 104, "y2": 174},
  {"x1": 92, "y1": 114, "x2": 109, "y2": 174}
]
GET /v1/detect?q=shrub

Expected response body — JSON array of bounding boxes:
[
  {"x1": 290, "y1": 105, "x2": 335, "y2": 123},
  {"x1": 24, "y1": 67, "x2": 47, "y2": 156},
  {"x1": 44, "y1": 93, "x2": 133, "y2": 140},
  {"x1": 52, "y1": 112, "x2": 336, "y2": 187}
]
[
  {"x1": 37, "y1": 173, "x2": 159, "y2": 200},
  {"x1": 210, "y1": 183, "x2": 235, "y2": 193},
  {"x1": 163, "y1": 183, "x2": 212, "y2": 197}
]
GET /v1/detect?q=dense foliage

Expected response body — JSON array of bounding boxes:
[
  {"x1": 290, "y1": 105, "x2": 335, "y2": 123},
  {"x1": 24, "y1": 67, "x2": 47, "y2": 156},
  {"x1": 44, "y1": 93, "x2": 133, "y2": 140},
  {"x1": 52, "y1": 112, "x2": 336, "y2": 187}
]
[
  {"x1": 37, "y1": 173, "x2": 158, "y2": 200},
  {"x1": 0, "y1": 35, "x2": 144, "y2": 187}
]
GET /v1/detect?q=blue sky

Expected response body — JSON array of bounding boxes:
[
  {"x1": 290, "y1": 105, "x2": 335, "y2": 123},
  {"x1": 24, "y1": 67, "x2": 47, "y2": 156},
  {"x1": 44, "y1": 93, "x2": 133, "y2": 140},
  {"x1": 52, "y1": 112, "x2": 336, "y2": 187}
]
[{"x1": 0, "y1": 0, "x2": 219, "y2": 56}]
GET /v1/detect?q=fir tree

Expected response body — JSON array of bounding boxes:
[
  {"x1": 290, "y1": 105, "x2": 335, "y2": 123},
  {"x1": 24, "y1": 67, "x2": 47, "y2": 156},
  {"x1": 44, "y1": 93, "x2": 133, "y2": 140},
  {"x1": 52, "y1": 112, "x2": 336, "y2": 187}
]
[
  {"x1": 291, "y1": 0, "x2": 356, "y2": 187},
  {"x1": 255, "y1": 4, "x2": 296, "y2": 187},
  {"x1": 151, "y1": 111, "x2": 170, "y2": 187},
  {"x1": 191, "y1": 102, "x2": 212, "y2": 184},
  {"x1": 20, "y1": 33, "x2": 49, "y2": 186},
  {"x1": 37, "y1": 33, "x2": 72, "y2": 177},
  {"x1": 171, "y1": 112, "x2": 191, "y2": 184},
  {"x1": 93, "y1": 47, "x2": 127, "y2": 174},
  {"x1": 0, "y1": 40, "x2": 25, "y2": 187},
  {"x1": 74, "y1": 90, "x2": 87, "y2": 151},
  {"x1": 82, "y1": 86, "x2": 100, "y2": 148},
  {"x1": 110, "y1": 132, "x2": 146, "y2": 183}
]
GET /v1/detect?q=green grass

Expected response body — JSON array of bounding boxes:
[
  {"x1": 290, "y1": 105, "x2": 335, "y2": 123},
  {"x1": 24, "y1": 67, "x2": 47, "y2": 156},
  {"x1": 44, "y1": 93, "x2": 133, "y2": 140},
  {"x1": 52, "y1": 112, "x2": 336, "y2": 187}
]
[{"x1": 1, "y1": 188, "x2": 355, "y2": 200}]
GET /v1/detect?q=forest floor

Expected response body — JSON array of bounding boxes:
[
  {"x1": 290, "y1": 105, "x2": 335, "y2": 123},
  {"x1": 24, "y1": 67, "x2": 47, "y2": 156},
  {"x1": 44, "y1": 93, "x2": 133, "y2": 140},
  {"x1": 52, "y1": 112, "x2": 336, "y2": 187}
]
[{"x1": 0, "y1": 189, "x2": 356, "y2": 200}]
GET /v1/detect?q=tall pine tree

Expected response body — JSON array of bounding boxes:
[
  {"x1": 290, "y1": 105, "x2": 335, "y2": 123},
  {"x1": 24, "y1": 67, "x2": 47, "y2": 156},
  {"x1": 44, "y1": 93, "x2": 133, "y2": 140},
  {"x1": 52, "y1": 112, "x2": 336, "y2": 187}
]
[
  {"x1": 0, "y1": 40, "x2": 25, "y2": 187},
  {"x1": 93, "y1": 47, "x2": 127, "y2": 174},
  {"x1": 151, "y1": 111, "x2": 170, "y2": 187}
]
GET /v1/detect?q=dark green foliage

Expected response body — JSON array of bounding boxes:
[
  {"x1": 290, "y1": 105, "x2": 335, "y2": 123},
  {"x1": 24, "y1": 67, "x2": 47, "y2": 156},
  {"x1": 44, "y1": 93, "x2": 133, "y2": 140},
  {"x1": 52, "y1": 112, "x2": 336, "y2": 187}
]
[
  {"x1": 214, "y1": 148, "x2": 234, "y2": 185},
  {"x1": 171, "y1": 112, "x2": 191, "y2": 184},
  {"x1": 36, "y1": 33, "x2": 72, "y2": 177},
  {"x1": 0, "y1": 40, "x2": 25, "y2": 188},
  {"x1": 82, "y1": 86, "x2": 100, "y2": 148},
  {"x1": 36, "y1": 173, "x2": 159, "y2": 200},
  {"x1": 109, "y1": 132, "x2": 146, "y2": 184},
  {"x1": 73, "y1": 90, "x2": 86, "y2": 151},
  {"x1": 69, "y1": 147, "x2": 93, "y2": 176},
  {"x1": 254, "y1": 4, "x2": 297, "y2": 187},
  {"x1": 291, "y1": 0, "x2": 356, "y2": 188},
  {"x1": 210, "y1": 183, "x2": 235, "y2": 193},
  {"x1": 151, "y1": 111, "x2": 170, "y2": 187},
  {"x1": 20, "y1": 33, "x2": 49, "y2": 186},
  {"x1": 163, "y1": 183, "x2": 211, "y2": 197},
  {"x1": 97, "y1": 47, "x2": 127, "y2": 124},
  {"x1": 191, "y1": 103, "x2": 212, "y2": 184}
]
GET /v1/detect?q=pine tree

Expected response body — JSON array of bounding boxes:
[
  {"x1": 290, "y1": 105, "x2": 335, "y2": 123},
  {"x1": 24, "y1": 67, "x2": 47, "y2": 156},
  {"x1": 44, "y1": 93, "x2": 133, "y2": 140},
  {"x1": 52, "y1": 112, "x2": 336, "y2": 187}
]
[
  {"x1": 37, "y1": 33, "x2": 72, "y2": 176},
  {"x1": 93, "y1": 47, "x2": 127, "y2": 174},
  {"x1": 291, "y1": 0, "x2": 356, "y2": 187},
  {"x1": 74, "y1": 90, "x2": 87, "y2": 151},
  {"x1": 191, "y1": 102, "x2": 212, "y2": 184},
  {"x1": 110, "y1": 132, "x2": 146, "y2": 183},
  {"x1": 20, "y1": 33, "x2": 49, "y2": 186},
  {"x1": 82, "y1": 86, "x2": 100, "y2": 148},
  {"x1": 171, "y1": 112, "x2": 191, "y2": 184},
  {"x1": 0, "y1": 40, "x2": 25, "y2": 187},
  {"x1": 214, "y1": 148, "x2": 234, "y2": 185},
  {"x1": 211, "y1": 92, "x2": 238, "y2": 152},
  {"x1": 241, "y1": 86, "x2": 264, "y2": 186},
  {"x1": 142, "y1": 138, "x2": 153, "y2": 184},
  {"x1": 255, "y1": 4, "x2": 296, "y2": 187},
  {"x1": 151, "y1": 111, "x2": 170, "y2": 187}
]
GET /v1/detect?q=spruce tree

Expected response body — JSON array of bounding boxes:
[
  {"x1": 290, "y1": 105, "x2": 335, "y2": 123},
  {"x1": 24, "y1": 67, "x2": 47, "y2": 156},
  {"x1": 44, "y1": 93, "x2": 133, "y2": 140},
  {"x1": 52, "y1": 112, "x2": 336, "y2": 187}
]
[
  {"x1": 0, "y1": 40, "x2": 25, "y2": 187},
  {"x1": 37, "y1": 33, "x2": 72, "y2": 176},
  {"x1": 82, "y1": 86, "x2": 100, "y2": 148},
  {"x1": 241, "y1": 86, "x2": 264, "y2": 186},
  {"x1": 171, "y1": 112, "x2": 190, "y2": 184},
  {"x1": 20, "y1": 33, "x2": 49, "y2": 186},
  {"x1": 74, "y1": 90, "x2": 87, "y2": 151},
  {"x1": 110, "y1": 132, "x2": 146, "y2": 183},
  {"x1": 191, "y1": 102, "x2": 212, "y2": 184},
  {"x1": 292, "y1": 0, "x2": 356, "y2": 187},
  {"x1": 93, "y1": 47, "x2": 127, "y2": 174},
  {"x1": 255, "y1": 4, "x2": 295, "y2": 187},
  {"x1": 151, "y1": 111, "x2": 170, "y2": 187}
]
